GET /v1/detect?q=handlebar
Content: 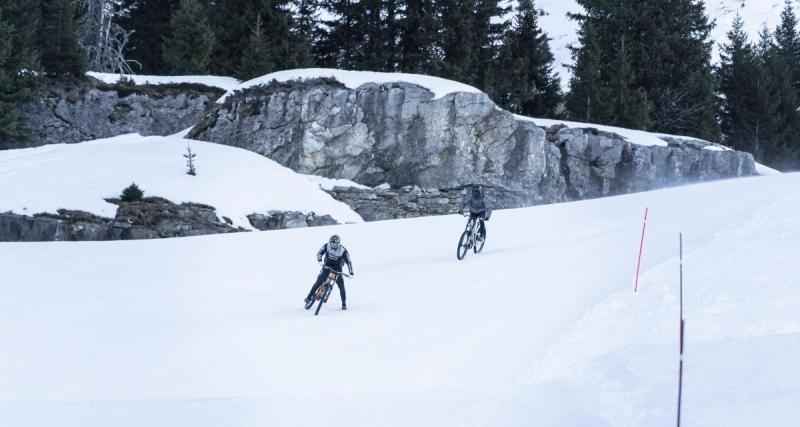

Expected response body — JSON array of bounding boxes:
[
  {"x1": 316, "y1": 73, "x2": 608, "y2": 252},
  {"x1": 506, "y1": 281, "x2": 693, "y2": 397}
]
[{"x1": 320, "y1": 264, "x2": 351, "y2": 278}]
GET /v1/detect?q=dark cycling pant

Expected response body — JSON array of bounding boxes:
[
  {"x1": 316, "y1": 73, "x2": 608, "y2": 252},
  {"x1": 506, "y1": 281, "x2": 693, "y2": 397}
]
[
  {"x1": 470, "y1": 212, "x2": 486, "y2": 237},
  {"x1": 307, "y1": 268, "x2": 346, "y2": 303}
]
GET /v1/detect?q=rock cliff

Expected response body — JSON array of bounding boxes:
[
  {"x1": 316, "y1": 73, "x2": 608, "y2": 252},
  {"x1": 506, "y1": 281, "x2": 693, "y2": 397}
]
[
  {"x1": 2, "y1": 77, "x2": 224, "y2": 149},
  {"x1": 189, "y1": 79, "x2": 756, "y2": 209}
]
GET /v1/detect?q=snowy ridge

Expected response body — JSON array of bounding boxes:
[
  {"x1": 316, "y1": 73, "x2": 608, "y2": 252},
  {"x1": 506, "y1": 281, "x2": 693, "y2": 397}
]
[
  {"x1": 516, "y1": 115, "x2": 669, "y2": 147},
  {"x1": 0, "y1": 134, "x2": 363, "y2": 227},
  {"x1": 87, "y1": 71, "x2": 241, "y2": 91},
  {"x1": 217, "y1": 68, "x2": 484, "y2": 103},
  {"x1": 1, "y1": 173, "x2": 799, "y2": 426}
]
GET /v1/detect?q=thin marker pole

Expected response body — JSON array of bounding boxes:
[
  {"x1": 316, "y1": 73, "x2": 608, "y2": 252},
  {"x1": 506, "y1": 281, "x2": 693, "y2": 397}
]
[
  {"x1": 634, "y1": 207, "x2": 649, "y2": 292},
  {"x1": 677, "y1": 233, "x2": 685, "y2": 427}
]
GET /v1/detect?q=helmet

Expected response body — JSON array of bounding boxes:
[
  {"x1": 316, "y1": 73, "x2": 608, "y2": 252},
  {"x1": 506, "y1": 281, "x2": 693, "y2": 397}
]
[
  {"x1": 329, "y1": 234, "x2": 341, "y2": 249},
  {"x1": 471, "y1": 184, "x2": 482, "y2": 197}
]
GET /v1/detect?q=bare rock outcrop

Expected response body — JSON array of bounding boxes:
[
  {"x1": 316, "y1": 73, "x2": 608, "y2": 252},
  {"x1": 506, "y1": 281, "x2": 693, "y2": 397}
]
[{"x1": 189, "y1": 79, "x2": 756, "y2": 211}]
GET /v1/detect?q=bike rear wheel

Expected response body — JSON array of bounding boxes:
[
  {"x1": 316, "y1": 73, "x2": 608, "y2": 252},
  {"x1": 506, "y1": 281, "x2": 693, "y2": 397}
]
[{"x1": 457, "y1": 230, "x2": 470, "y2": 260}]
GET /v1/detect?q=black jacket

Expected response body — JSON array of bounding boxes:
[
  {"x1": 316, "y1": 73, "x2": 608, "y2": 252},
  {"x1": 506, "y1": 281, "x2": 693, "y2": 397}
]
[{"x1": 317, "y1": 243, "x2": 353, "y2": 274}]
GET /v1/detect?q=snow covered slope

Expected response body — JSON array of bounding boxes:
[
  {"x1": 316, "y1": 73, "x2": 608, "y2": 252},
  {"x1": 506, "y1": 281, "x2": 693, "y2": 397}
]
[
  {"x1": 1, "y1": 172, "x2": 798, "y2": 426},
  {"x1": 0, "y1": 133, "x2": 362, "y2": 227}
]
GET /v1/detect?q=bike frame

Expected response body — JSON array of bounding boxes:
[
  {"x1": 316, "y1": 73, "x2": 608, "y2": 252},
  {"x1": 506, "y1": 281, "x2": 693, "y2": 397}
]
[{"x1": 463, "y1": 214, "x2": 479, "y2": 247}]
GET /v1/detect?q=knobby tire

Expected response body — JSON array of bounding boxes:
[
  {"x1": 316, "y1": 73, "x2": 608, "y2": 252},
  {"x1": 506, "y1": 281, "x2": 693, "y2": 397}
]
[
  {"x1": 475, "y1": 229, "x2": 486, "y2": 253},
  {"x1": 457, "y1": 230, "x2": 470, "y2": 260}
]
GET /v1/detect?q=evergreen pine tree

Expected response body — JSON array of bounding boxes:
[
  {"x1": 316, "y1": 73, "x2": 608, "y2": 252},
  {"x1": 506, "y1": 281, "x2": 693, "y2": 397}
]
[
  {"x1": 238, "y1": 15, "x2": 274, "y2": 80},
  {"x1": 292, "y1": 0, "x2": 320, "y2": 68},
  {"x1": 761, "y1": 28, "x2": 800, "y2": 169},
  {"x1": 162, "y1": 0, "x2": 215, "y2": 75},
  {"x1": 470, "y1": 0, "x2": 509, "y2": 93},
  {"x1": 566, "y1": 19, "x2": 608, "y2": 123},
  {"x1": 494, "y1": 0, "x2": 560, "y2": 116},
  {"x1": 438, "y1": 0, "x2": 478, "y2": 84},
  {"x1": 119, "y1": 0, "x2": 180, "y2": 74},
  {"x1": 211, "y1": 0, "x2": 295, "y2": 77},
  {"x1": 774, "y1": 0, "x2": 800, "y2": 91},
  {"x1": 567, "y1": 0, "x2": 718, "y2": 139},
  {"x1": 318, "y1": 0, "x2": 398, "y2": 71},
  {"x1": 39, "y1": 0, "x2": 86, "y2": 76},
  {"x1": 719, "y1": 14, "x2": 764, "y2": 154},
  {"x1": 397, "y1": 0, "x2": 440, "y2": 74},
  {"x1": 0, "y1": 1, "x2": 40, "y2": 143}
]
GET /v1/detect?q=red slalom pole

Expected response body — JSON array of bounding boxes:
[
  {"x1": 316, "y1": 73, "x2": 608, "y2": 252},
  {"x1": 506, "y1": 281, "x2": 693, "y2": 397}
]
[
  {"x1": 677, "y1": 233, "x2": 685, "y2": 427},
  {"x1": 634, "y1": 207, "x2": 649, "y2": 292}
]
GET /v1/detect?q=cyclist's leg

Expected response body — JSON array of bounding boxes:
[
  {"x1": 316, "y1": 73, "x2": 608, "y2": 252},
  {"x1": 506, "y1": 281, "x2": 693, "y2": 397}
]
[
  {"x1": 478, "y1": 218, "x2": 486, "y2": 238},
  {"x1": 336, "y1": 274, "x2": 346, "y2": 303}
]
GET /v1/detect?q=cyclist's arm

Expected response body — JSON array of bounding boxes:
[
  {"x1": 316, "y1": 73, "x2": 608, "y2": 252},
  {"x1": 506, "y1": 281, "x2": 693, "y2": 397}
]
[
  {"x1": 317, "y1": 244, "x2": 327, "y2": 262},
  {"x1": 343, "y1": 250, "x2": 353, "y2": 275}
]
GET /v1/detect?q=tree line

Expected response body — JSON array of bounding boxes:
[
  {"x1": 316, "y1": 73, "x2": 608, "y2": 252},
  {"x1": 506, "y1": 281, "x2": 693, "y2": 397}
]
[{"x1": 1, "y1": 0, "x2": 799, "y2": 170}]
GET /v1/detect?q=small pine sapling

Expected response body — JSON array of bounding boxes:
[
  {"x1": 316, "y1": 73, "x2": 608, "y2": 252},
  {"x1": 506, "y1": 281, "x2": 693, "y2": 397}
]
[
  {"x1": 184, "y1": 141, "x2": 197, "y2": 175},
  {"x1": 121, "y1": 183, "x2": 144, "y2": 202}
]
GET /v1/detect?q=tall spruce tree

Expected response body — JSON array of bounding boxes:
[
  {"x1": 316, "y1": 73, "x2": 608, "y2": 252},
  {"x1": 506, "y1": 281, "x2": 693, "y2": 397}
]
[
  {"x1": 211, "y1": 0, "x2": 295, "y2": 77},
  {"x1": 120, "y1": 0, "x2": 180, "y2": 74},
  {"x1": 238, "y1": 15, "x2": 273, "y2": 80},
  {"x1": 761, "y1": 25, "x2": 800, "y2": 168},
  {"x1": 471, "y1": 0, "x2": 509, "y2": 93},
  {"x1": 39, "y1": 0, "x2": 86, "y2": 76},
  {"x1": 162, "y1": 0, "x2": 215, "y2": 74},
  {"x1": 567, "y1": 20, "x2": 607, "y2": 123},
  {"x1": 719, "y1": 14, "x2": 765, "y2": 154},
  {"x1": 567, "y1": 0, "x2": 718, "y2": 139},
  {"x1": 438, "y1": 0, "x2": 478, "y2": 84},
  {"x1": 292, "y1": 0, "x2": 320, "y2": 68},
  {"x1": 397, "y1": 0, "x2": 440, "y2": 74},
  {"x1": 774, "y1": 0, "x2": 800, "y2": 92},
  {"x1": 0, "y1": 1, "x2": 40, "y2": 144},
  {"x1": 318, "y1": 0, "x2": 399, "y2": 71},
  {"x1": 494, "y1": 0, "x2": 560, "y2": 116}
]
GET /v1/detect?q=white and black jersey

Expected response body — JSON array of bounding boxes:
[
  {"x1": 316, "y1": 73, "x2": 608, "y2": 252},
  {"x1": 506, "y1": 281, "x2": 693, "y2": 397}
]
[{"x1": 317, "y1": 243, "x2": 353, "y2": 273}]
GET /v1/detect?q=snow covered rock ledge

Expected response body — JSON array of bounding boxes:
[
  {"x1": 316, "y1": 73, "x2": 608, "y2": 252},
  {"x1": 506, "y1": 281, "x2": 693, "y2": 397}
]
[{"x1": 188, "y1": 70, "x2": 757, "y2": 209}]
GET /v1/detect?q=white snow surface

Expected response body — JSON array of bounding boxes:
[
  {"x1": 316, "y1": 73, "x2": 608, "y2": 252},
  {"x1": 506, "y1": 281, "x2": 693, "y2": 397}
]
[
  {"x1": 303, "y1": 174, "x2": 370, "y2": 191},
  {"x1": 0, "y1": 134, "x2": 363, "y2": 227},
  {"x1": 87, "y1": 72, "x2": 241, "y2": 92},
  {"x1": 218, "y1": 68, "x2": 483, "y2": 103},
  {"x1": 1, "y1": 172, "x2": 799, "y2": 426}
]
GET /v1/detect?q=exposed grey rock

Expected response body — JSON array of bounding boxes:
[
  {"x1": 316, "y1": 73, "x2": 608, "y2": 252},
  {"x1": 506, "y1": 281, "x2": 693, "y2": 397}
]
[
  {"x1": 324, "y1": 185, "x2": 462, "y2": 221},
  {"x1": 0, "y1": 197, "x2": 245, "y2": 242},
  {"x1": 246, "y1": 211, "x2": 339, "y2": 230},
  {"x1": 189, "y1": 79, "x2": 757, "y2": 214},
  {"x1": 1, "y1": 77, "x2": 225, "y2": 149}
]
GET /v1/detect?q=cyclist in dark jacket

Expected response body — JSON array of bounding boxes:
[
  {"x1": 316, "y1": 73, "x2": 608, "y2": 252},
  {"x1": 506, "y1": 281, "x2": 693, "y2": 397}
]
[
  {"x1": 305, "y1": 234, "x2": 353, "y2": 310},
  {"x1": 458, "y1": 184, "x2": 492, "y2": 241}
]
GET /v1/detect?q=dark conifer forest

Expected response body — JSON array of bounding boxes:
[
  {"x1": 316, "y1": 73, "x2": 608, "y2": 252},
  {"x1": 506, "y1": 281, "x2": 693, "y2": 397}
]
[{"x1": 2, "y1": 0, "x2": 799, "y2": 170}]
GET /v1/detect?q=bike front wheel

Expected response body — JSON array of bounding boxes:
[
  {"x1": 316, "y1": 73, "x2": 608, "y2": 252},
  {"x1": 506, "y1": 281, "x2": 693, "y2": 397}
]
[
  {"x1": 315, "y1": 285, "x2": 332, "y2": 316},
  {"x1": 474, "y1": 229, "x2": 486, "y2": 253},
  {"x1": 457, "y1": 230, "x2": 470, "y2": 260}
]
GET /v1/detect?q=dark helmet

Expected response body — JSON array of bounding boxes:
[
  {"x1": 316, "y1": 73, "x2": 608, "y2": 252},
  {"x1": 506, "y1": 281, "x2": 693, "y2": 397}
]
[
  {"x1": 471, "y1": 184, "x2": 482, "y2": 197},
  {"x1": 329, "y1": 234, "x2": 341, "y2": 249}
]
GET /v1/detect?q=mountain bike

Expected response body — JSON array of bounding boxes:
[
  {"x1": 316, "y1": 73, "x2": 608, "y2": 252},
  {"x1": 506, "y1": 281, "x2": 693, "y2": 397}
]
[
  {"x1": 305, "y1": 266, "x2": 350, "y2": 316},
  {"x1": 456, "y1": 213, "x2": 486, "y2": 260}
]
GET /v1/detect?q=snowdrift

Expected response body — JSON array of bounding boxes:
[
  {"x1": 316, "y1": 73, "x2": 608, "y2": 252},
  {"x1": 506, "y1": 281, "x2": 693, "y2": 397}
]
[
  {"x1": 0, "y1": 133, "x2": 363, "y2": 228},
  {"x1": 1, "y1": 172, "x2": 798, "y2": 426}
]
